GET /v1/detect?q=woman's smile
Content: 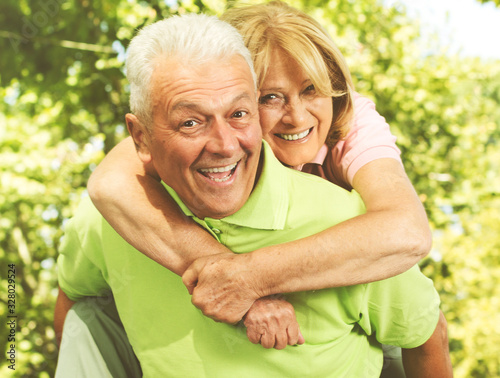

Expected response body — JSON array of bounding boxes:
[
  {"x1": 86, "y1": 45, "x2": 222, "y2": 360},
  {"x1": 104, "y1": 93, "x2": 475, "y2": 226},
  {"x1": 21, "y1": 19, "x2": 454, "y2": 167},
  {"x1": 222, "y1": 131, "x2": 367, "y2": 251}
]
[{"x1": 258, "y1": 48, "x2": 333, "y2": 167}]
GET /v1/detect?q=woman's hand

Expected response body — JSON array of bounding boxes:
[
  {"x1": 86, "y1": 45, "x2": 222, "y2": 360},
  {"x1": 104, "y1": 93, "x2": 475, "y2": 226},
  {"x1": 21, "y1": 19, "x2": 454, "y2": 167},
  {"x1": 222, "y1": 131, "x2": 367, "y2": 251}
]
[
  {"x1": 183, "y1": 254, "x2": 304, "y2": 349},
  {"x1": 183, "y1": 253, "x2": 264, "y2": 324}
]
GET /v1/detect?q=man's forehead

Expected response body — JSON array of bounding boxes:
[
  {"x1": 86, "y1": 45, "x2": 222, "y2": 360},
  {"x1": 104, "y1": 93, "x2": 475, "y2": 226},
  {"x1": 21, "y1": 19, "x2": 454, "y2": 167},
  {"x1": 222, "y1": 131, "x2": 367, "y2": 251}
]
[
  {"x1": 152, "y1": 54, "x2": 253, "y2": 83},
  {"x1": 151, "y1": 55, "x2": 256, "y2": 111}
]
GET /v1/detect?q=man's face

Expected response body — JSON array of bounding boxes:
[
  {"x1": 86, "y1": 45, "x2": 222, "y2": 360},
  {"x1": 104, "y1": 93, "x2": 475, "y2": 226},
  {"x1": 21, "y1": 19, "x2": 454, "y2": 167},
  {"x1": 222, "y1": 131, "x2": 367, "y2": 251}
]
[{"x1": 137, "y1": 55, "x2": 262, "y2": 219}]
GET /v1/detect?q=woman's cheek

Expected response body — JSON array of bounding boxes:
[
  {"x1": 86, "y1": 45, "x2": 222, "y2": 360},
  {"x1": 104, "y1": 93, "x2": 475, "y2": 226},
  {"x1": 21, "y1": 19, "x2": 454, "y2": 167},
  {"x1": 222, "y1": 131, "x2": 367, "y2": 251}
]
[{"x1": 258, "y1": 108, "x2": 278, "y2": 135}]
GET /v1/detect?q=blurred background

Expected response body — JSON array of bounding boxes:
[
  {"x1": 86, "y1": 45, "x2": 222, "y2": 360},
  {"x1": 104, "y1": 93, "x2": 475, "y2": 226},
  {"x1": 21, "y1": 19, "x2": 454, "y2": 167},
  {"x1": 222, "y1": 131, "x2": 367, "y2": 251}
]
[{"x1": 1, "y1": 0, "x2": 499, "y2": 376}]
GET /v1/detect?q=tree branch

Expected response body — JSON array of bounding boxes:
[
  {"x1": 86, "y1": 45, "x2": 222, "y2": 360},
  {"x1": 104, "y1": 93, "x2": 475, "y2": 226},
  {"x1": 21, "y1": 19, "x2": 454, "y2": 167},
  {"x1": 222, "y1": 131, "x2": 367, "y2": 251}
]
[{"x1": 0, "y1": 30, "x2": 117, "y2": 54}]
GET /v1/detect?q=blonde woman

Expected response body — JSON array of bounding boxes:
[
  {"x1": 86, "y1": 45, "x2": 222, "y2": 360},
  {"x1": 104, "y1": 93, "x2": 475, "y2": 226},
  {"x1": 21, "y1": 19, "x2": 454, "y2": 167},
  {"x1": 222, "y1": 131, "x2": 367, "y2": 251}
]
[{"x1": 88, "y1": 0, "x2": 432, "y2": 360}]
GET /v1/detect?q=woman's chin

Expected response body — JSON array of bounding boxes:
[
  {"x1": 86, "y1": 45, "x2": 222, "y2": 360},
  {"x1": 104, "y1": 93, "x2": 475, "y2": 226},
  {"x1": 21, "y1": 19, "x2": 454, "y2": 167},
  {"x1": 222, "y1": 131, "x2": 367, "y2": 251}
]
[
  {"x1": 277, "y1": 154, "x2": 309, "y2": 168},
  {"x1": 268, "y1": 138, "x2": 319, "y2": 168}
]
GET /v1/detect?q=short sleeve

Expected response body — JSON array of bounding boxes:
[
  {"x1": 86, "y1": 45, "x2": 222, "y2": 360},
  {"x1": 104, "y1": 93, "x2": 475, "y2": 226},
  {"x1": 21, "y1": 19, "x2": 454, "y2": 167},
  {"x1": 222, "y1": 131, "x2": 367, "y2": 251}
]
[
  {"x1": 357, "y1": 265, "x2": 441, "y2": 349},
  {"x1": 329, "y1": 93, "x2": 402, "y2": 187},
  {"x1": 57, "y1": 196, "x2": 111, "y2": 301}
]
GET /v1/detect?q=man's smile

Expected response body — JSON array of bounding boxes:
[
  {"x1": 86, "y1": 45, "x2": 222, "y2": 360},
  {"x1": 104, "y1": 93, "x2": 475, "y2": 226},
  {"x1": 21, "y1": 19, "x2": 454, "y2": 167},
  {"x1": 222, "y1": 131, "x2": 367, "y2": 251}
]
[{"x1": 199, "y1": 161, "x2": 239, "y2": 183}]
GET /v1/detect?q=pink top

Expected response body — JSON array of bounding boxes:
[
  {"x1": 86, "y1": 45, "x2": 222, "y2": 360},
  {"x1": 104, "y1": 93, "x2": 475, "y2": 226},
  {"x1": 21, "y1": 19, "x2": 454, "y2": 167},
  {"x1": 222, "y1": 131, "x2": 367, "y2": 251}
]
[{"x1": 303, "y1": 92, "x2": 402, "y2": 190}]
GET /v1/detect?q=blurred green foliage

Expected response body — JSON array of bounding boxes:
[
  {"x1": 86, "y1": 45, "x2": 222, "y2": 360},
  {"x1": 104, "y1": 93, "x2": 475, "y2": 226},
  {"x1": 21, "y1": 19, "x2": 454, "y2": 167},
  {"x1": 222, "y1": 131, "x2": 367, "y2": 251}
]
[
  {"x1": 1, "y1": 0, "x2": 499, "y2": 376},
  {"x1": 478, "y1": 0, "x2": 500, "y2": 6}
]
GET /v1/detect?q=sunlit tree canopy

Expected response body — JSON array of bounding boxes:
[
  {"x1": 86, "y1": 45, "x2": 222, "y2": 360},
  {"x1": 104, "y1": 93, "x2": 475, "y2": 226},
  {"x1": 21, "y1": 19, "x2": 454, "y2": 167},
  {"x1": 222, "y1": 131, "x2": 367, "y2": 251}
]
[{"x1": 1, "y1": 0, "x2": 499, "y2": 376}]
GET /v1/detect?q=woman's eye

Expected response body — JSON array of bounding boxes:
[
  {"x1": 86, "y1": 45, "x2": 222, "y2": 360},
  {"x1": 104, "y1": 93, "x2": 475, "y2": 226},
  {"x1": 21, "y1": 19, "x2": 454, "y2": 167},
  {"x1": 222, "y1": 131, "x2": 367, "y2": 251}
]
[
  {"x1": 305, "y1": 84, "x2": 315, "y2": 93},
  {"x1": 259, "y1": 93, "x2": 279, "y2": 104}
]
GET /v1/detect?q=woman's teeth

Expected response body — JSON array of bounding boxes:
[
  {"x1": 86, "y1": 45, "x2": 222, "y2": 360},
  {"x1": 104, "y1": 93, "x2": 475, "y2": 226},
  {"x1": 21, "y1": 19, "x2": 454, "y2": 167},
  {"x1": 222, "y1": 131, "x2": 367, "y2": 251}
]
[{"x1": 277, "y1": 128, "x2": 311, "y2": 141}]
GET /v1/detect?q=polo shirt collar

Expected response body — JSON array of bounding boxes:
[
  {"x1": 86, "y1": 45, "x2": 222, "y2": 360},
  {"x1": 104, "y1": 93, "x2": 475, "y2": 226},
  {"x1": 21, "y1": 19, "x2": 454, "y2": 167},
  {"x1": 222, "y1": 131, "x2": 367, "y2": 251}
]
[{"x1": 161, "y1": 141, "x2": 289, "y2": 231}]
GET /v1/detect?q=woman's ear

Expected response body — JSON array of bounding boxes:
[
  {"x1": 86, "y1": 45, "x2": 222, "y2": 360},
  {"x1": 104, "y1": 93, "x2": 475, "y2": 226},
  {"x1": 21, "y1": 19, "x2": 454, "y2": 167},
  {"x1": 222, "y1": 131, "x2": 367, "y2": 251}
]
[{"x1": 126, "y1": 113, "x2": 152, "y2": 164}]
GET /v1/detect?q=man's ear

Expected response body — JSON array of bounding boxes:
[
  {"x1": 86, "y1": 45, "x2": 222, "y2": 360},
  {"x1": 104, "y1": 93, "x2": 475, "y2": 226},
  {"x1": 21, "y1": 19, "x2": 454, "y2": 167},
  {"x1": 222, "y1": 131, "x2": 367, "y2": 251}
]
[{"x1": 126, "y1": 113, "x2": 152, "y2": 164}]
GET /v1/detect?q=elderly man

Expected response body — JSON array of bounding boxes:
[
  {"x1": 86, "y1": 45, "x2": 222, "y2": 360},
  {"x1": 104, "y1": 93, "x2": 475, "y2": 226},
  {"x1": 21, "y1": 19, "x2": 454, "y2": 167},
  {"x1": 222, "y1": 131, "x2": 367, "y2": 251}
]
[{"x1": 55, "y1": 14, "x2": 451, "y2": 377}]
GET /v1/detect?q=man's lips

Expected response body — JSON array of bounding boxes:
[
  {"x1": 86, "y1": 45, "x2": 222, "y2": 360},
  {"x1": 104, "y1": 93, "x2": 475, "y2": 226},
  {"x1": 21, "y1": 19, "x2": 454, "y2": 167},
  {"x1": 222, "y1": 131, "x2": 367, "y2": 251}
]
[
  {"x1": 198, "y1": 162, "x2": 238, "y2": 183},
  {"x1": 275, "y1": 127, "x2": 312, "y2": 141}
]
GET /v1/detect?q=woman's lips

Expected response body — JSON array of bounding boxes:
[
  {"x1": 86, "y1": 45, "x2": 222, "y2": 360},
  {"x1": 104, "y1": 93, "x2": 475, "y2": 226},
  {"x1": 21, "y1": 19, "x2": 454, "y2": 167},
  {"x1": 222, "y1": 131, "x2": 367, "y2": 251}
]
[{"x1": 275, "y1": 127, "x2": 312, "y2": 141}]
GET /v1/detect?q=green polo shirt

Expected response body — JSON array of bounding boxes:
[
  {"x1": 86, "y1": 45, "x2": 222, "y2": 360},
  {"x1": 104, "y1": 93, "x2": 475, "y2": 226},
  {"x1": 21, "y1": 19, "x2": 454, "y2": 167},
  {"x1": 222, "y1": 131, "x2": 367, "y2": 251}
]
[{"x1": 58, "y1": 141, "x2": 440, "y2": 377}]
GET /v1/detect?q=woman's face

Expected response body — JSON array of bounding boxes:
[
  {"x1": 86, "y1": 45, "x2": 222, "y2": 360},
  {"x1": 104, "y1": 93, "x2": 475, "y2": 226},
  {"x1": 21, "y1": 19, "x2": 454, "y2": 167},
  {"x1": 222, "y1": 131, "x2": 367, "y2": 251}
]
[{"x1": 258, "y1": 47, "x2": 333, "y2": 167}]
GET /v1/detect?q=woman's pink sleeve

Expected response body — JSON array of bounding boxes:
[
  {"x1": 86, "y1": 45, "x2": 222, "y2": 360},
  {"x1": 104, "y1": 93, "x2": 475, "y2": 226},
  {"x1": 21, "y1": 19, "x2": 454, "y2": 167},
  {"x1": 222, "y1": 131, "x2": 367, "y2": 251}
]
[{"x1": 331, "y1": 93, "x2": 403, "y2": 187}]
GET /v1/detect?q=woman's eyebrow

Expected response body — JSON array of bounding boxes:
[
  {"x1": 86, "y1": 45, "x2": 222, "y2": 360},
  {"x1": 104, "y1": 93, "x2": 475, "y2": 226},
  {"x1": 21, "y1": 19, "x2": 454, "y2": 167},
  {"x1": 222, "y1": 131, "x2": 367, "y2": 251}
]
[{"x1": 260, "y1": 86, "x2": 283, "y2": 92}]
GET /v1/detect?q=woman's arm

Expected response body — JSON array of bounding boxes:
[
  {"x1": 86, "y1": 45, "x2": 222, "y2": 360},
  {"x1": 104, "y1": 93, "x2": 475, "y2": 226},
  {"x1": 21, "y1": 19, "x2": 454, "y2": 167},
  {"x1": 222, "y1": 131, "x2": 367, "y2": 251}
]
[
  {"x1": 271, "y1": 157, "x2": 431, "y2": 290},
  {"x1": 87, "y1": 137, "x2": 232, "y2": 276},
  {"x1": 184, "y1": 158, "x2": 432, "y2": 322}
]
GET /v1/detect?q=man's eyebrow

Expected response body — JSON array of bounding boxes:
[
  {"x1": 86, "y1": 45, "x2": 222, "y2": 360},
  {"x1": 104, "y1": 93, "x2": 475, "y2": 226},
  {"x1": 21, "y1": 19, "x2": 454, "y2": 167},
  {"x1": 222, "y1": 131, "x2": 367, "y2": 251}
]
[
  {"x1": 171, "y1": 92, "x2": 255, "y2": 112},
  {"x1": 171, "y1": 101, "x2": 200, "y2": 112},
  {"x1": 232, "y1": 92, "x2": 254, "y2": 104}
]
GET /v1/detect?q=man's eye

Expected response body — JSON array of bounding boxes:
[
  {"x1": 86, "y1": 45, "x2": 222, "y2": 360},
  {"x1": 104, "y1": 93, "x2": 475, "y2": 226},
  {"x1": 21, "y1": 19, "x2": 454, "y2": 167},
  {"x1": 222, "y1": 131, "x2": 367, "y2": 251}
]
[
  {"x1": 182, "y1": 120, "x2": 198, "y2": 127},
  {"x1": 232, "y1": 110, "x2": 248, "y2": 119}
]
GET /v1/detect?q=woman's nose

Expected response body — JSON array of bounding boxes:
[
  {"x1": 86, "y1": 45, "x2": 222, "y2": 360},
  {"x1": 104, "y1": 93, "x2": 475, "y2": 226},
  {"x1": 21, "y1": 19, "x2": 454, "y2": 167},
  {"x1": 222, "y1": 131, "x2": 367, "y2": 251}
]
[{"x1": 281, "y1": 98, "x2": 310, "y2": 128}]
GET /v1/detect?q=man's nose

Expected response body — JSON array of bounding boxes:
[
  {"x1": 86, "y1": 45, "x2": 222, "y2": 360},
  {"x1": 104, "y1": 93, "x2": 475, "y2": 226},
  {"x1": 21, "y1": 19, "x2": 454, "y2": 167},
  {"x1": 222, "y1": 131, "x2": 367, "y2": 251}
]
[
  {"x1": 281, "y1": 98, "x2": 310, "y2": 128},
  {"x1": 205, "y1": 118, "x2": 239, "y2": 157}
]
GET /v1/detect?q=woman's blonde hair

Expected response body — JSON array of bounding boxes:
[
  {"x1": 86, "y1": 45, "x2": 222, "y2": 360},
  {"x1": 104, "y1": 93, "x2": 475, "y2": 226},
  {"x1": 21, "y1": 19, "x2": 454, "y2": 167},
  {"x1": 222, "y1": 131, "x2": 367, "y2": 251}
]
[{"x1": 222, "y1": 0, "x2": 354, "y2": 145}]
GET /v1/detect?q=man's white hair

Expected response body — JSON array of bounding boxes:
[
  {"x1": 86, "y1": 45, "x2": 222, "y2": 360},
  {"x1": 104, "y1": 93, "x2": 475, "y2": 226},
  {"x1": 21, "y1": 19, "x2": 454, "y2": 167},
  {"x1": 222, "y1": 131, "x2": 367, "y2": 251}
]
[{"x1": 126, "y1": 13, "x2": 257, "y2": 128}]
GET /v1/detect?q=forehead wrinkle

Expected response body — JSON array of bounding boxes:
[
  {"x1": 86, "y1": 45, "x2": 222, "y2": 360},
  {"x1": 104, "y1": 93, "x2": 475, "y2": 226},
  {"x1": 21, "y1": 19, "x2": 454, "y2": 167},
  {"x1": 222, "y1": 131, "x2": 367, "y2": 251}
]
[
  {"x1": 171, "y1": 92, "x2": 255, "y2": 114},
  {"x1": 151, "y1": 56, "x2": 257, "y2": 119}
]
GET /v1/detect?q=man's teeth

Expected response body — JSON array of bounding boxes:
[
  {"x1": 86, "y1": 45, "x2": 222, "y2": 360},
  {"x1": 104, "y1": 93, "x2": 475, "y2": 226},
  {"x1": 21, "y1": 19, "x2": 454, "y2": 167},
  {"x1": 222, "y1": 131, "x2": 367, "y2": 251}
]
[
  {"x1": 200, "y1": 163, "x2": 237, "y2": 173},
  {"x1": 278, "y1": 129, "x2": 311, "y2": 141},
  {"x1": 199, "y1": 163, "x2": 237, "y2": 182}
]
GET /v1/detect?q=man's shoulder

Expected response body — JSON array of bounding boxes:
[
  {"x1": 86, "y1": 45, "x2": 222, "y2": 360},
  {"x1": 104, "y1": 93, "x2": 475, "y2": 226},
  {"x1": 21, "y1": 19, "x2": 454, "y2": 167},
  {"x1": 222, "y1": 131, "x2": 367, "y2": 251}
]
[
  {"x1": 61, "y1": 194, "x2": 131, "y2": 263},
  {"x1": 259, "y1": 145, "x2": 366, "y2": 223},
  {"x1": 286, "y1": 166, "x2": 365, "y2": 209},
  {"x1": 269, "y1": 164, "x2": 366, "y2": 229},
  {"x1": 63, "y1": 195, "x2": 109, "y2": 246},
  {"x1": 69, "y1": 195, "x2": 103, "y2": 227},
  {"x1": 262, "y1": 142, "x2": 354, "y2": 196}
]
